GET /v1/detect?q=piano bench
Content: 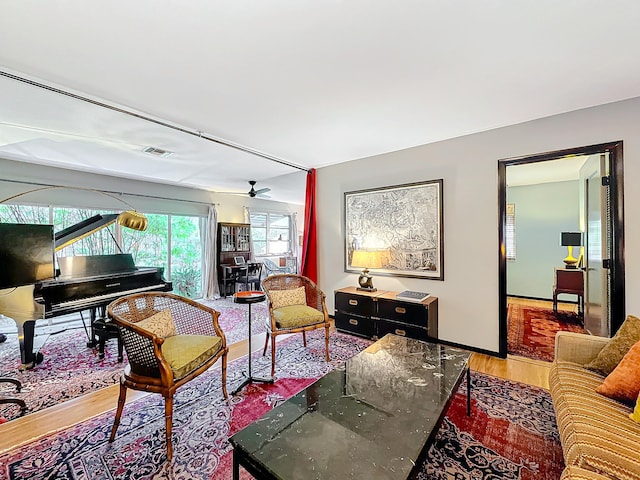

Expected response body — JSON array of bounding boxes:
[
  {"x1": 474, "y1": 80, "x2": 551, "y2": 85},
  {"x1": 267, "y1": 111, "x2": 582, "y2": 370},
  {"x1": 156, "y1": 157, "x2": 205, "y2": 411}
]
[{"x1": 92, "y1": 319, "x2": 124, "y2": 362}]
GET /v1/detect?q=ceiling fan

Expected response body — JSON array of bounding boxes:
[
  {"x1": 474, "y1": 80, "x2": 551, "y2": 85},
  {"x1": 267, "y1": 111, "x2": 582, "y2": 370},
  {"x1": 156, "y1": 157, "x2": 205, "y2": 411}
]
[
  {"x1": 247, "y1": 180, "x2": 271, "y2": 198},
  {"x1": 217, "y1": 180, "x2": 271, "y2": 198}
]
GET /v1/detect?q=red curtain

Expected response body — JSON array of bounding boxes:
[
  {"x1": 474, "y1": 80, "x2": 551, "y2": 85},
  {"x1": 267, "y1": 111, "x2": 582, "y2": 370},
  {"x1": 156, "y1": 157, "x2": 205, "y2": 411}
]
[{"x1": 300, "y1": 168, "x2": 317, "y2": 282}]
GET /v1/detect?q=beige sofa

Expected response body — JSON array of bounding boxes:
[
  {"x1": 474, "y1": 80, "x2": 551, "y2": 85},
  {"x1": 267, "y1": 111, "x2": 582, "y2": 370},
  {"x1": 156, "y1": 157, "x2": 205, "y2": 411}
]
[{"x1": 549, "y1": 331, "x2": 640, "y2": 480}]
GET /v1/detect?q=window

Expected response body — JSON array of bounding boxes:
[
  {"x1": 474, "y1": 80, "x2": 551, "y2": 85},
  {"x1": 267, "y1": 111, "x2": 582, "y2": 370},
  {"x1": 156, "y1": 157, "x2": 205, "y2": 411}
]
[
  {"x1": 250, "y1": 211, "x2": 291, "y2": 255},
  {"x1": 1, "y1": 204, "x2": 204, "y2": 299},
  {"x1": 506, "y1": 203, "x2": 516, "y2": 261}
]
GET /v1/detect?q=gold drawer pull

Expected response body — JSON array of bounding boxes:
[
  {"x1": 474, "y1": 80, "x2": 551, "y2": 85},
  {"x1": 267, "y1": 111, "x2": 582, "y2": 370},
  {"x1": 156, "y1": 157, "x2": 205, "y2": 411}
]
[
  {"x1": 395, "y1": 307, "x2": 406, "y2": 314},
  {"x1": 349, "y1": 319, "x2": 359, "y2": 325},
  {"x1": 395, "y1": 329, "x2": 406, "y2": 336},
  {"x1": 349, "y1": 299, "x2": 358, "y2": 306}
]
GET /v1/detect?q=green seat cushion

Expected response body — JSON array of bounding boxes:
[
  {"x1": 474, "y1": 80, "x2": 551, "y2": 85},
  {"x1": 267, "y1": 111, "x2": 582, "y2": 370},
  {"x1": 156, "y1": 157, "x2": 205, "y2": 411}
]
[
  {"x1": 273, "y1": 305, "x2": 325, "y2": 329},
  {"x1": 161, "y1": 334, "x2": 222, "y2": 380}
]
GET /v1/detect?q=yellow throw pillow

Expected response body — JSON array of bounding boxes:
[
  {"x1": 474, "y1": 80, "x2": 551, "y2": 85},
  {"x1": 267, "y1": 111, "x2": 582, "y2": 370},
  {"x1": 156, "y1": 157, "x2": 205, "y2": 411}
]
[
  {"x1": 137, "y1": 309, "x2": 177, "y2": 338},
  {"x1": 630, "y1": 392, "x2": 640, "y2": 423},
  {"x1": 269, "y1": 286, "x2": 306, "y2": 309},
  {"x1": 596, "y1": 339, "x2": 640, "y2": 405},
  {"x1": 585, "y1": 314, "x2": 640, "y2": 375}
]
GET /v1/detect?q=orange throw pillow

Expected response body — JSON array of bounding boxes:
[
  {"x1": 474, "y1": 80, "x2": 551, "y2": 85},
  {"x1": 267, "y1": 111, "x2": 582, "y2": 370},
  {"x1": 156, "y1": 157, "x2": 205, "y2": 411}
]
[{"x1": 596, "y1": 339, "x2": 640, "y2": 405}]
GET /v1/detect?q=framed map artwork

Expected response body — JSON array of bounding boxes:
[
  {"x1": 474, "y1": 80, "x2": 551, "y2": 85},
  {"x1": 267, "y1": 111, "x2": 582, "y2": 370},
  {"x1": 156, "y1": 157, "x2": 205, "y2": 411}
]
[{"x1": 344, "y1": 179, "x2": 444, "y2": 280}]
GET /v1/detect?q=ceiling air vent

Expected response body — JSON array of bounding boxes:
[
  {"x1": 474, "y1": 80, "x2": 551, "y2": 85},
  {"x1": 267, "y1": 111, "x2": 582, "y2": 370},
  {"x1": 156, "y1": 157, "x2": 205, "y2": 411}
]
[{"x1": 143, "y1": 146, "x2": 173, "y2": 157}]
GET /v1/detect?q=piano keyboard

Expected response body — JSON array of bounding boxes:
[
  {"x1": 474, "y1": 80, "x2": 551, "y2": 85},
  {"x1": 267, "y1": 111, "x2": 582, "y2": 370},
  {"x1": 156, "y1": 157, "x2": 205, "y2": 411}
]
[{"x1": 51, "y1": 283, "x2": 170, "y2": 312}]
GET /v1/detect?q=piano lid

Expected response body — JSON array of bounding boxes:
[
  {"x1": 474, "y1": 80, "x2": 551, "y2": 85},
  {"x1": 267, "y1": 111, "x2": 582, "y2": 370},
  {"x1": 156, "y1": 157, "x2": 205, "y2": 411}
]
[
  {"x1": 56, "y1": 253, "x2": 137, "y2": 278},
  {"x1": 54, "y1": 214, "x2": 119, "y2": 251}
]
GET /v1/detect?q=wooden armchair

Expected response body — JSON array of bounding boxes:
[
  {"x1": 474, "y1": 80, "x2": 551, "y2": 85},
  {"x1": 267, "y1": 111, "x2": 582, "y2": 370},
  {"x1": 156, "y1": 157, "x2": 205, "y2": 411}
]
[
  {"x1": 106, "y1": 292, "x2": 228, "y2": 461},
  {"x1": 261, "y1": 274, "x2": 331, "y2": 376}
]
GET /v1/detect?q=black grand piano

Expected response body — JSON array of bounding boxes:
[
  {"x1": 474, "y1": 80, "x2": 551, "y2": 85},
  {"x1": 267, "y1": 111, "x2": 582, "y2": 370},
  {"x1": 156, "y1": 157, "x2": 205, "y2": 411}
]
[{"x1": 0, "y1": 214, "x2": 172, "y2": 370}]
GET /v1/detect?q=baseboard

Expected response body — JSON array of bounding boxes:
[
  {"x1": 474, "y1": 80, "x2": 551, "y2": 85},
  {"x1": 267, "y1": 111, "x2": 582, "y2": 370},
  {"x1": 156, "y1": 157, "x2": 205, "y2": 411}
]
[{"x1": 508, "y1": 294, "x2": 579, "y2": 305}]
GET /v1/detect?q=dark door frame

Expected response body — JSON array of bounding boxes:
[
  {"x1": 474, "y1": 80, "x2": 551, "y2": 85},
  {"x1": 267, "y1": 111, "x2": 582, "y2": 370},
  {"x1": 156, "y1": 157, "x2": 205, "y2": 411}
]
[{"x1": 498, "y1": 141, "x2": 625, "y2": 357}]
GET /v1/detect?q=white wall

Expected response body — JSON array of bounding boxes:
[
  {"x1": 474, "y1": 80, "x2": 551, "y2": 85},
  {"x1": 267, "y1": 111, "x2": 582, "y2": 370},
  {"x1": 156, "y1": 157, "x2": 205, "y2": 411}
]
[
  {"x1": 317, "y1": 96, "x2": 640, "y2": 354},
  {"x1": 507, "y1": 180, "x2": 580, "y2": 299}
]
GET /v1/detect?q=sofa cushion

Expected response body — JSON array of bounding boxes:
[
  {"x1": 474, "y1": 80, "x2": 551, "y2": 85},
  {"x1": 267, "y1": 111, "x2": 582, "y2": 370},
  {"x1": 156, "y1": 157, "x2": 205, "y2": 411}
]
[
  {"x1": 269, "y1": 287, "x2": 306, "y2": 309},
  {"x1": 584, "y1": 314, "x2": 640, "y2": 375},
  {"x1": 549, "y1": 361, "x2": 640, "y2": 480},
  {"x1": 596, "y1": 339, "x2": 640, "y2": 405}
]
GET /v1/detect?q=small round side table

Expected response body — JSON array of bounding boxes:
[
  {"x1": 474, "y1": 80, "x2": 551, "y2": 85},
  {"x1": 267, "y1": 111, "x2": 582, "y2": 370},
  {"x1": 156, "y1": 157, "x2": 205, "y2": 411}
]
[{"x1": 231, "y1": 291, "x2": 274, "y2": 395}]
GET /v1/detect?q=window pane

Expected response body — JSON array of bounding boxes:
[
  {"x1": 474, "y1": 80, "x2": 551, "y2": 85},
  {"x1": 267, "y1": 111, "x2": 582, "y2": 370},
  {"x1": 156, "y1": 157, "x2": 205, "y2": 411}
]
[
  {"x1": 170, "y1": 215, "x2": 203, "y2": 298},
  {"x1": 122, "y1": 213, "x2": 168, "y2": 270},
  {"x1": 250, "y1": 211, "x2": 292, "y2": 255},
  {"x1": 250, "y1": 213, "x2": 267, "y2": 228},
  {"x1": 0, "y1": 205, "x2": 49, "y2": 224},
  {"x1": 506, "y1": 203, "x2": 516, "y2": 261},
  {"x1": 253, "y1": 240, "x2": 267, "y2": 255},
  {"x1": 54, "y1": 208, "x2": 119, "y2": 257}
]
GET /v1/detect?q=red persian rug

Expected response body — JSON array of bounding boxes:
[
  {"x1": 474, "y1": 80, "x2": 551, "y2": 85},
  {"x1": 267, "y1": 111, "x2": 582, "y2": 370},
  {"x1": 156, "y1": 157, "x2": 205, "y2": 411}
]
[
  {"x1": 0, "y1": 331, "x2": 564, "y2": 480},
  {"x1": 507, "y1": 304, "x2": 588, "y2": 362},
  {"x1": 0, "y1": 297, "x2": 267, "y2": 422}
]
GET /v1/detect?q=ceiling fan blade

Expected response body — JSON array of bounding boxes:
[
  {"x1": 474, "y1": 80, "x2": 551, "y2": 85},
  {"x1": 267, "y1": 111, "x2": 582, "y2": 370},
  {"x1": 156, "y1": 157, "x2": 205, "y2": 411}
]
[{"x1": 254, "y1": 187, "x2": 271, "y2": 195}]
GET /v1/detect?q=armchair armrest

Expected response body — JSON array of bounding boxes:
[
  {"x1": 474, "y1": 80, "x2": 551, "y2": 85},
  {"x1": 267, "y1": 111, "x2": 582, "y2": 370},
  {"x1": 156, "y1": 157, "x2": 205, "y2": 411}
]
[{"x1": 554, "y1": 331, "x2": 609, "y2": 364}]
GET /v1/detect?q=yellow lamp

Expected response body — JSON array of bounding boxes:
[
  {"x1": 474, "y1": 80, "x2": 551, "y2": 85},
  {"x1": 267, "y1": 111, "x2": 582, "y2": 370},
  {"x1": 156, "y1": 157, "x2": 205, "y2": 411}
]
[
  {"x1": 351, "y1": 249, "x2": 387, "y2": 292},
  {"x1": 560, "y1": 232, "x2": 582, "y2": 269}
]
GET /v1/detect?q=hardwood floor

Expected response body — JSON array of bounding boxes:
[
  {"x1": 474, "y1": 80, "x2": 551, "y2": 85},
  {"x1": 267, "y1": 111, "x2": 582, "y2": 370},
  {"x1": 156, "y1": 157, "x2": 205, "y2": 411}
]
[{"x1": 0, "y1": 327, "x2": 552, "y2": 455}]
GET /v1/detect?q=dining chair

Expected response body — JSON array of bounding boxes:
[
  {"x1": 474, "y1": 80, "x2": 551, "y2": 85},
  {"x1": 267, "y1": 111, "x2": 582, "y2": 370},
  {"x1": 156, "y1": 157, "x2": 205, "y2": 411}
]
[{"x1": 237, "y1": 262, "x2": 263, "y2": 292}]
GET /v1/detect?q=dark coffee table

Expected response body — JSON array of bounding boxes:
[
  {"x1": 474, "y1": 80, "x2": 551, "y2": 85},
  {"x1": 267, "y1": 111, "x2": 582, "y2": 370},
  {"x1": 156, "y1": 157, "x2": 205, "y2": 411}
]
[{"x1": 229, "y1": 334, "x2": 472, "y2": 479}]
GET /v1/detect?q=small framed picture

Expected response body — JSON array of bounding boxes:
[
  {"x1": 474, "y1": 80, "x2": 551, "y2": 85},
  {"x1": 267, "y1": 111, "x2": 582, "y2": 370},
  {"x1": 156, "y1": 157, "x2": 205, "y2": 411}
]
[{"x1": 234, "y1": 256, "x2": 246, "y2": 265}]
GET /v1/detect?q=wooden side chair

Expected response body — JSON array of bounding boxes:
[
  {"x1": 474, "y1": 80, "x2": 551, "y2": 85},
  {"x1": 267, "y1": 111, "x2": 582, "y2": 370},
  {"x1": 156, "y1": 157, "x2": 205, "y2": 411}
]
[
  {"x1": 261, "y1": 274, "x2": 331, "y2": 376},
  {"x1": 106, "y1": 292, "x2": 228, "y2": 462}
]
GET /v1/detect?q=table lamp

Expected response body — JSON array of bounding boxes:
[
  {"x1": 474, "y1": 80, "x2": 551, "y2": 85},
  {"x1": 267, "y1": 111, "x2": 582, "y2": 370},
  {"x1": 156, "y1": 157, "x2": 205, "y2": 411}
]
[
  {"x1": 351, "y1": 250, "x2": 386, "y2": 291},
  {"x1": 560, "y1": 232, "x2": 582, "y2": 269}
]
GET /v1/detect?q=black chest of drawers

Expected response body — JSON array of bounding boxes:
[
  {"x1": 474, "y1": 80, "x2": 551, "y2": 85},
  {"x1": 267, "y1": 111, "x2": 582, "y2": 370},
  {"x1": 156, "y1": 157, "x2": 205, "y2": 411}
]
[{"x1": 334, "y1": 287, "x2": 438, "y2": 341}]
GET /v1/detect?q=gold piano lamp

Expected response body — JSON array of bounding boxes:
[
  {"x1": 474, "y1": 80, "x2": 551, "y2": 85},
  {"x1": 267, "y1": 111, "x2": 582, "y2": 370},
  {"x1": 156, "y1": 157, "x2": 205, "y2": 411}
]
[
  {"x1": 351, "y1": 249, "x2": 387, "y2": 292},
  {"x1": 560, "y1": 232, "x2": 582, "y2": 269},
  {"x1": 1, "y1": 186, "x2": 148, "y2": 232}
]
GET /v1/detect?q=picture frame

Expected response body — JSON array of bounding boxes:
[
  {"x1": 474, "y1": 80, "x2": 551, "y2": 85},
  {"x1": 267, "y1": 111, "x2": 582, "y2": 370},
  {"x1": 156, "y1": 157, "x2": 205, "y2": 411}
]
[
  {"x1": 344, "y1": 179, "x2": 444, "y2": 280},
  {"x1": 234, "y1": 256, "x2": 246, "y2": 266}
]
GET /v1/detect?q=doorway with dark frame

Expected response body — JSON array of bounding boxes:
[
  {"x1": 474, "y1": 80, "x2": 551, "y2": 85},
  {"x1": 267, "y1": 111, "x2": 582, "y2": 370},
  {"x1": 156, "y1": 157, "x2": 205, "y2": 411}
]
[{"x1": 498, "y1": 141, "x2": 625, "y2": 362}]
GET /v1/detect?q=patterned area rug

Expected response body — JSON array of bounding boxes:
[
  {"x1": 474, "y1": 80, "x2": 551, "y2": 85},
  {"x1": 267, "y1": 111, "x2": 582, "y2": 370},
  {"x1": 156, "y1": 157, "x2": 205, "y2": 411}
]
[
  {"x1": 0, "y1": 328, "x2": 124, "y2": 421},
  {"x1": 0, "y1": 331, "x2": 564, "y2": 480},
  {"x1": 200, "y1": 296, "x2": 269, "y2": 345},
  {"x1": 507, "y1": 304, "x2": 587, "y2": 362},
  {"x1": 0, "y1": 296, "x2": 268, "y2": 422}
]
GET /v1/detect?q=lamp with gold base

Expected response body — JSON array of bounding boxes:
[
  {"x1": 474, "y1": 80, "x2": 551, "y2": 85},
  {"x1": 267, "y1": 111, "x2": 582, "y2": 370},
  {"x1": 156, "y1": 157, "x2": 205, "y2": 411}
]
[
  {"x1": 350, "y1": 249, "x2": 388, "y2": 292},
  {"x1": 560, "y1": 232, "x2": 582, "y2": 269}
]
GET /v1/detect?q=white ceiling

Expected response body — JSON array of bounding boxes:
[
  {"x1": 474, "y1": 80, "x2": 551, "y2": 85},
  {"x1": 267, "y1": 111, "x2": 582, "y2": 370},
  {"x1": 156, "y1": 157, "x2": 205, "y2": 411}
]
[
  {"x1": 506, "y1": 156, "x2": 589, "y2": 187},
  {"x1": 2, "y1": 1, "x2": 640, "y2": 205}
]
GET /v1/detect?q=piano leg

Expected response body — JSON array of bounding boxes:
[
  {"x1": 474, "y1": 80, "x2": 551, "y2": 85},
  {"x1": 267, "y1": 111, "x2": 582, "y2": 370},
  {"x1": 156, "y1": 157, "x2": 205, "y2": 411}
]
[
  {"x1": 86, "y1": 307, "x2": 99, "y2": 349},
  {"x1": 17, "y1": 320, "x2": 44, "y2": 371}
]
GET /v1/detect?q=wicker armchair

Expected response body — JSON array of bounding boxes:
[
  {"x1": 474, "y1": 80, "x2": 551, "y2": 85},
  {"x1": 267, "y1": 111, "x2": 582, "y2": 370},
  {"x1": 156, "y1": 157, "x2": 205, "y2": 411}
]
[
  {"x1": 261, "y1": 274, "x2": 330, "y2": 376},
  {"x1": 106, "y1": 292, "x2": 228, "y2": 461}
]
